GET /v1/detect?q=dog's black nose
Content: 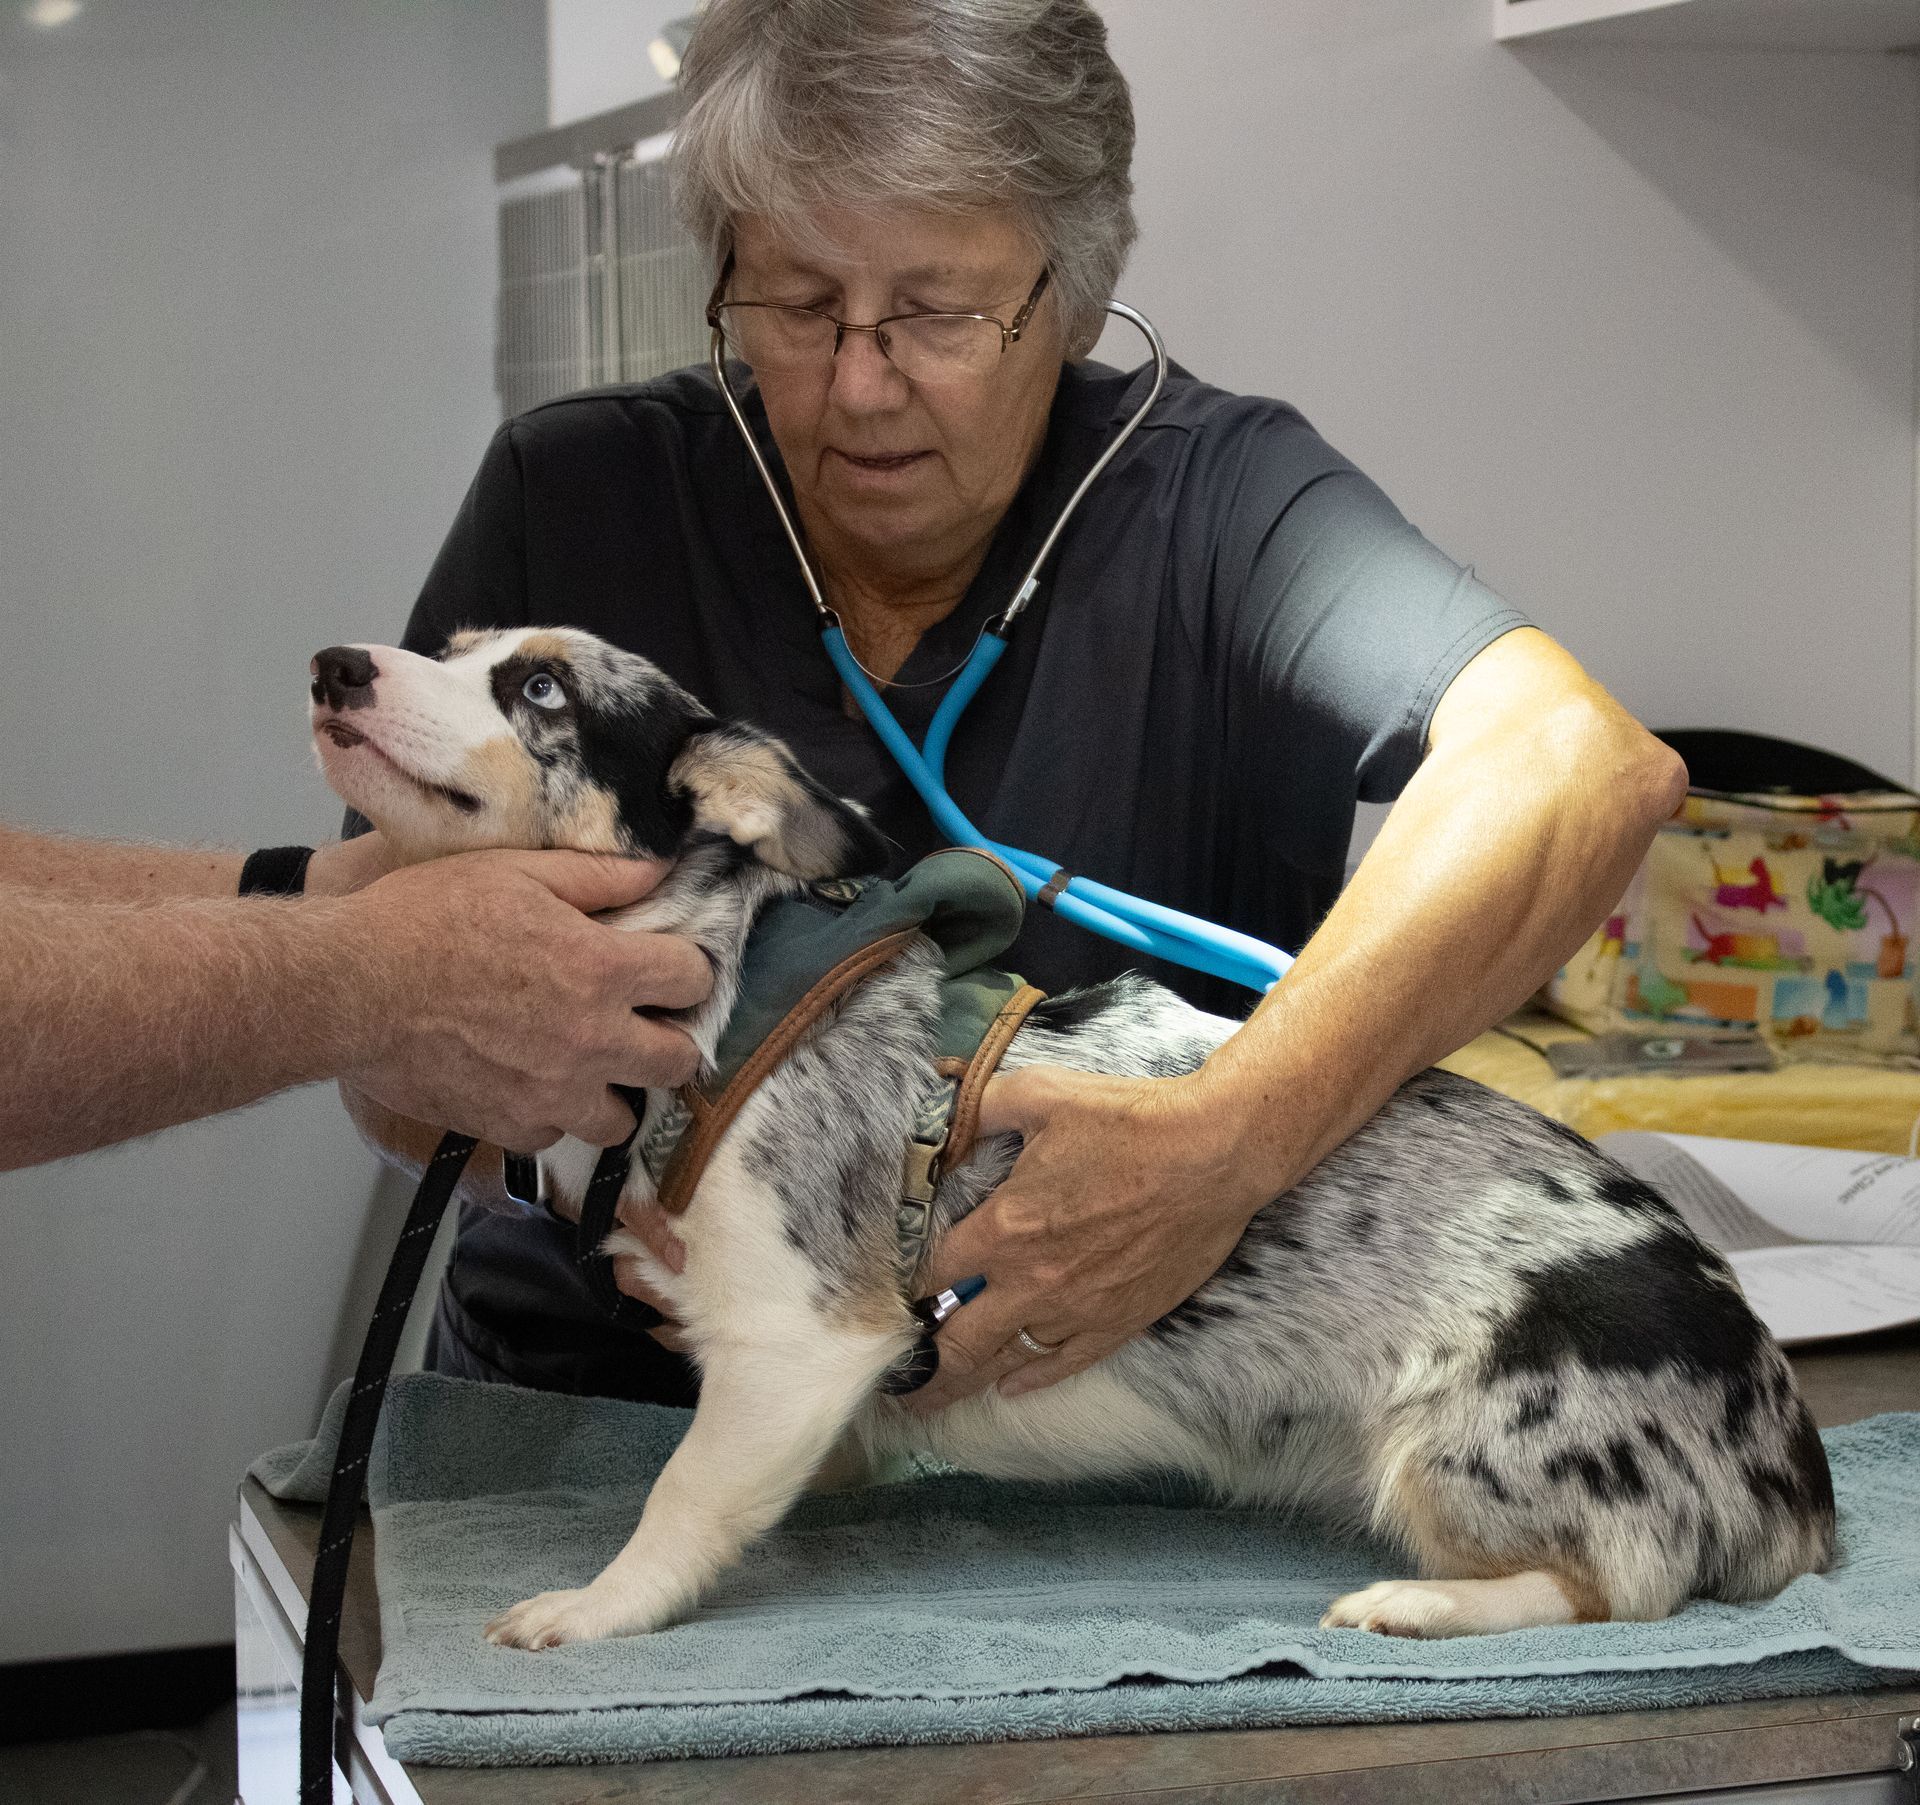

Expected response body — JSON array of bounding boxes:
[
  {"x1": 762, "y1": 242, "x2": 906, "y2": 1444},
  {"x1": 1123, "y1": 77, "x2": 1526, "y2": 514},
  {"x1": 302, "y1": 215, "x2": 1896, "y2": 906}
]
[{"x1": 310, "y1": 645, "x2": 377, "y2": 710}]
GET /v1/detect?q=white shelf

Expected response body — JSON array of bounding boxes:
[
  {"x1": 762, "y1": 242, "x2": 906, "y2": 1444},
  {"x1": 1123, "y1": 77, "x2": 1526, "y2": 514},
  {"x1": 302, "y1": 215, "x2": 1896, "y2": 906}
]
[{"x1": 1495, "y1": 0, "x2": 1920, "y2": 49}]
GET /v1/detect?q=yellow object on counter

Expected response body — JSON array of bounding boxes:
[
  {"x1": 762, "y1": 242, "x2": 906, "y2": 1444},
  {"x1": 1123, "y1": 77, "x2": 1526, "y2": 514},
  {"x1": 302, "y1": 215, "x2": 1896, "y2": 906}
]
[
  {"x1": 1544, "y1": 791, "x2": 1920, "y2": 1064},
  {"x1": 1443, "y1": 1010, "x2": 1920, "y2": 1156}
]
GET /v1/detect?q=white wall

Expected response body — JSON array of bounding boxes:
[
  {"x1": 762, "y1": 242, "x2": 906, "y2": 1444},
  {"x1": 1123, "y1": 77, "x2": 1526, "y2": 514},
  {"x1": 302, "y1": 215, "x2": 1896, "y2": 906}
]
[
  {"x1": 0, "y1": 0, "x2": 544, "y2": 1661},
  {"x1": 1092, "y1": 0, "x2": 1918, "y2": 785}
]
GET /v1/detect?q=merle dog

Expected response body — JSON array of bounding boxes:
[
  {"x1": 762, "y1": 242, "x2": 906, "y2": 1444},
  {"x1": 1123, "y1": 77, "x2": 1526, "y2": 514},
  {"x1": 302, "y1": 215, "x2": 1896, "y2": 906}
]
[{"x1": 307, "y1": 624, "x2": 1834, "y2": 1649}]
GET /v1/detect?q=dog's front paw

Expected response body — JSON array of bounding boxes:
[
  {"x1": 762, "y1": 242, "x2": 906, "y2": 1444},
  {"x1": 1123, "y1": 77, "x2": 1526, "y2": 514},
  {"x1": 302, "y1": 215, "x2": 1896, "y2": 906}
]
[
  {"x1": 485, "y1": 1587, "x2": 626, "y2": 1650},
  {"x1": 1319, "y1": 1579, "x2": 1471, "y2": 1639}
]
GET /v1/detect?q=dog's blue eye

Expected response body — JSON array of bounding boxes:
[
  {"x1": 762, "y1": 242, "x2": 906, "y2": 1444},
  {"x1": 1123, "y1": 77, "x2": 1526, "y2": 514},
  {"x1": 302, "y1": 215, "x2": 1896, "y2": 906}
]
[{"x1": 523, "y1": 672, "x2": 564, "y2": 711}]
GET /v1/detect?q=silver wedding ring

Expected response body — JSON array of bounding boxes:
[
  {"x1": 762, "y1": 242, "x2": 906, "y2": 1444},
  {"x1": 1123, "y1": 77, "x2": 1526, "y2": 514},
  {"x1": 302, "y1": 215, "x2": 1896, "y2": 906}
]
[{"x1": 1015, "y1": 1328, "x2": 1061, "y2": 1358}]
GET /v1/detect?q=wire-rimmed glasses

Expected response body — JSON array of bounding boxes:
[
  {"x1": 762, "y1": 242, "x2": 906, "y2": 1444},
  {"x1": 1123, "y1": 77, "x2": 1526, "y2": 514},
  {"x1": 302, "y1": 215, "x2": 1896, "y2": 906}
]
[{"x1": 707, "y1": 265, "x2": 1051, "y2": 385}]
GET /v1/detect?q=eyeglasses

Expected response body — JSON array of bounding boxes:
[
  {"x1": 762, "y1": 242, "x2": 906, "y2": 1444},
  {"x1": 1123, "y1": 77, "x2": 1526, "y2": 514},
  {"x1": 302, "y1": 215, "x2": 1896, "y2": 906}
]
[{"x1": 706, "y1": 262, "x2": 1051, "y2": 386}]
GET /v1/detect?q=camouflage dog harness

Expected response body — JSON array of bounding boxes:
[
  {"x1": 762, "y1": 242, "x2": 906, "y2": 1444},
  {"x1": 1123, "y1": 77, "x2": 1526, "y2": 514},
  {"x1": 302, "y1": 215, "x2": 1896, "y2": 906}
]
[{"x1": 557, "y1": 846, "x2": 1045, "y2": 1325}]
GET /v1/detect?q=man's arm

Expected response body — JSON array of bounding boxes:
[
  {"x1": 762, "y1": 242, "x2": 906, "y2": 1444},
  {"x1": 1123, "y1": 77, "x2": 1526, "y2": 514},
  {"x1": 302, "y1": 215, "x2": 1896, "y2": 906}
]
[
  {"x1": 0, "y1": 849, "x2": 712, "y2": 1173},
  {"x1": 0, "y1": 823, "x2": 395, "y2": 903},
  {"x1": 4, "y1": 888, "x2": 379, "y2": 1168},
  {"x1": 909, "y1": 628, "x2": 1687, "y2": 1407},
  {"x1": 0, "y1": 824, "x2": 246, "y2": 902}
]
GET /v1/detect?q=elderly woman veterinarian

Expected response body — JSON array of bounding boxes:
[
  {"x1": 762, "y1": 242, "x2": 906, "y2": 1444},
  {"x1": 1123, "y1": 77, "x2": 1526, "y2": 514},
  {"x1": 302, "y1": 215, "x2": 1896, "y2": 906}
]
[{"x1": 348, "y1": 0, "x2": 1684, "y2": 1409}]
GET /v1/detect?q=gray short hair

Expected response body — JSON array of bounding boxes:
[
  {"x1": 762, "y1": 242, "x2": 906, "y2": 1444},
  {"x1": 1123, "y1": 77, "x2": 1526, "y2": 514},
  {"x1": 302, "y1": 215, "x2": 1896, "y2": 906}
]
[{"x1": 672, "y1": 0, "x2": 1136, "y2": 356}]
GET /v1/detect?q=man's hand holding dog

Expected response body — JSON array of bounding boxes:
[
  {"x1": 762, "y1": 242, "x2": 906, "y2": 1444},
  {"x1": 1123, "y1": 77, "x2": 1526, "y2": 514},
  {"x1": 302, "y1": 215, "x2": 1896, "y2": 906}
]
[
  {"x1": 339, "y1": 850, "x2": 710, "y2": 1151},
  {"x1": 0, "y1": 831, "x2": 709, "y2": 1170}
]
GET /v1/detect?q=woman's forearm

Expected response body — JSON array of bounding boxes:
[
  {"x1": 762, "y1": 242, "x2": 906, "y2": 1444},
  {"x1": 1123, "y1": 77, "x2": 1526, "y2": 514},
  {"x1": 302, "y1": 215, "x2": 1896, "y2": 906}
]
[{"x1": 1194, "y1": 687, "x2": 1686, "y2": 1188}]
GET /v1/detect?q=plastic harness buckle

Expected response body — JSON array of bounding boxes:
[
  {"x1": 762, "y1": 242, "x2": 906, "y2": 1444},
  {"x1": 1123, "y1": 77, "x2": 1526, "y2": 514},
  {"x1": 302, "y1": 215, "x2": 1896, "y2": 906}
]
[{"x1": 898, "y1": 1071, "x2": 960, "y2": 1270}]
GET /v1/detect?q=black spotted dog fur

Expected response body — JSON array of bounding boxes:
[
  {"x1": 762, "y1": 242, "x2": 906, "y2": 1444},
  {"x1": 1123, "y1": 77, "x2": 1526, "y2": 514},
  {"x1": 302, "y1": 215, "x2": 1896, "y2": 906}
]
[{"x1": 308, "y1": 625, "x2": 1835, "y2": 1648}]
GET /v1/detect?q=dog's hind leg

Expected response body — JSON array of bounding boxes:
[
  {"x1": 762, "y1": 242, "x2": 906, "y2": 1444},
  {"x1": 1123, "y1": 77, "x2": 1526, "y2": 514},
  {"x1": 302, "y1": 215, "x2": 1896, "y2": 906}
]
[
  {"x1": 484, "y1": 1318, "x2": 906, "y2": 1649},
  {"x1": 1320, "y1": 1433, "x2": 1628, "y2": 1639},
  {"x1": 1320, "y1": 1570, "x2": 1597, "y2": 1637}
]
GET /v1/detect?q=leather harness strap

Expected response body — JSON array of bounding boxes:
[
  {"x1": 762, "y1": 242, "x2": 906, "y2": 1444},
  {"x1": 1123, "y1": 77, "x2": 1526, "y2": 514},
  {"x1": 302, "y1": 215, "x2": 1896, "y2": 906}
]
[
  {"x1": 650, "y1": 968, "x2": 1049, "y2": 1233},
  {"x1": 943, "y1": 982, "x2": 1046, "y2": 1171},
  {"x1": 891, "y1": 979, "x2": 1046, "y2": 1275},
  {"x1": 652, "y1": 926, "x2": 924, "y2": 1216}
]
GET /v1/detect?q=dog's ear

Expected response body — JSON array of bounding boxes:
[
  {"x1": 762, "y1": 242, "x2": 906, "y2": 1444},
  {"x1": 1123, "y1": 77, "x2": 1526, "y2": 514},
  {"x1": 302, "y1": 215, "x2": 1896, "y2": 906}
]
[{"x1": 668, "y1": 723, "x2": 888, "y2": 879}]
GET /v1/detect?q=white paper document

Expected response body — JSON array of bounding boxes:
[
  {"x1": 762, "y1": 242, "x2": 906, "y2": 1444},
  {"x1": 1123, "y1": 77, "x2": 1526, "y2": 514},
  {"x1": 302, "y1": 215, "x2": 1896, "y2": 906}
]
[{"x1": 1599, "y1": 1132, "x2": 1920, "y2": 1347}]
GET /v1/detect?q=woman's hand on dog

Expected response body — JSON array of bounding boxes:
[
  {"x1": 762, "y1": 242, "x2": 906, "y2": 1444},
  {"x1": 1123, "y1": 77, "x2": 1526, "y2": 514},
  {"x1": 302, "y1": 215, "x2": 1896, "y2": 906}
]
[
  {"x1": 904, "y1": 1064, "x2": 1281, "y2": 1411},
  {"x1": 336, "y1": 849, "x2": 712, "y2": 1152}
]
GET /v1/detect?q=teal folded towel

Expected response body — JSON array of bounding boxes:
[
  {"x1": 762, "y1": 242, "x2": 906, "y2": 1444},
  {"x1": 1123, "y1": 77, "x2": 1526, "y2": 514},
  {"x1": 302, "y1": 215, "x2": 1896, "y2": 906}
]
[{"x1": 249, "y1": 1373, "x2": 1920, "y2": 1767}]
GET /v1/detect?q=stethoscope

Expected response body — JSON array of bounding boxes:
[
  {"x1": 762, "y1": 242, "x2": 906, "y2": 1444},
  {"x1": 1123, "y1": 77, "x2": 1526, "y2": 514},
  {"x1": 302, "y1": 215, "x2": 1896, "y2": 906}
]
[{"x1": 708, "y1": 302, "x2": 1295, "y2": 996}]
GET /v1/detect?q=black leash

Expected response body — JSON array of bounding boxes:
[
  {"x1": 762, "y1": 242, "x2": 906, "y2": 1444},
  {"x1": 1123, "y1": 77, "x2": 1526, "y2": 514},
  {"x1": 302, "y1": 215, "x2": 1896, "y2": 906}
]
[
  {"x1": 572, "y1": 1085, "x2": 657, "y2": 1330},
  {"x1": 299, "y1": 1128, "x2": 475, "y2": 1800},
  {"x1": 297, "y1": 1109, "x2": 652, "y2": 1803}
]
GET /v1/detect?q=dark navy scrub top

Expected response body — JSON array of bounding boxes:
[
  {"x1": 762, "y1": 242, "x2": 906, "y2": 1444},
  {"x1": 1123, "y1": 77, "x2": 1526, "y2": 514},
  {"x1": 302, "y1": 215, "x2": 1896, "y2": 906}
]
[{"x1": 385, "y1": 359, "x2": 1528, "y2": 1404}]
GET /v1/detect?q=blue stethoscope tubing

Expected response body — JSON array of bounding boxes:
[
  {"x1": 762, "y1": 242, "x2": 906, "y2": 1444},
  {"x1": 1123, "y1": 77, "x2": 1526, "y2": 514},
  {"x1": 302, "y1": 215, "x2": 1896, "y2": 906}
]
[{"x1": 707, "y1": 302, "x2": 1295, "y2": 996}]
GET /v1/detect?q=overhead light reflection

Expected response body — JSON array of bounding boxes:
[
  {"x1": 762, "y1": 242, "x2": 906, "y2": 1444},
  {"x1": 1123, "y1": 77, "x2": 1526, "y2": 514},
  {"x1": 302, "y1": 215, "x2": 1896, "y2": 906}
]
[
  {"x1": 647, "y1": 14, "x2": 698, "y2": 84},
  {"x1": 24, "y1": 0, "x2": 84, "y2": 27}
]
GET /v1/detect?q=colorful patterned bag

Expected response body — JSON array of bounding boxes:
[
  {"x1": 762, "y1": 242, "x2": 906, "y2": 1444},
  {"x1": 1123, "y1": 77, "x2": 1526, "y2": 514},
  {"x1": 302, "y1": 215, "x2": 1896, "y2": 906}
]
[{"x1": 1545, "y1": 736, "x2": 1920, "y2": 1065}]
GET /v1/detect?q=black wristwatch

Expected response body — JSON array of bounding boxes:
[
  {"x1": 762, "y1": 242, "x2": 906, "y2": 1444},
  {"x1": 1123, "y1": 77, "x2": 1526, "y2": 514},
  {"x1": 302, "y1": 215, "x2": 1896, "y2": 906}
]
[{"x1": 238, "y1": 845, "x2": 315, "y2": 897}]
